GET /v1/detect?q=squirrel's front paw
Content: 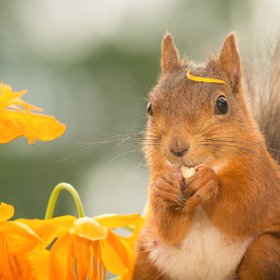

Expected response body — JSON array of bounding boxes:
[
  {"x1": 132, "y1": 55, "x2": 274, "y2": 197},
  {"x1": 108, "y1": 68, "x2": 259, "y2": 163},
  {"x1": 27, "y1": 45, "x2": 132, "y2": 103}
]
[
  {"x1": 183, "y1": 164, "x2": 218, "y2": 211},
  {"x1": 152, "y1": 170, "x2": 185, "y2": 209}
]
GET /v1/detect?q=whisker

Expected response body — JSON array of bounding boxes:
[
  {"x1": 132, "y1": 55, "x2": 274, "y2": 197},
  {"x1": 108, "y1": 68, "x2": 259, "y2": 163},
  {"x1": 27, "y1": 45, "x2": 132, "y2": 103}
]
[
  {"x1": 117, "y1": 94, "x2": 149, "y2": 102},
  {"x1": 200, "y1": 142, "x2": 271, "y2": 166},
  {"x1": 79, "y1": 144, "x2": 143, "y2": 181},
  {"x1": 90, "y1": 114, "x2": 141, "y2": 129},
  {"x1": 115, "y1": 153, "x2": 147, "y2": 185},
  {"x1": 125, "y1": 76, "x2": 150, "y2": 94}
]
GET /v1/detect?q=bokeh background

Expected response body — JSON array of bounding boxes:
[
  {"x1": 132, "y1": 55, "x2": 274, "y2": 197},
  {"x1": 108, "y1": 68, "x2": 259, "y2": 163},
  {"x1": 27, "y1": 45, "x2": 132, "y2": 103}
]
[{"x1": 0, "y1": 0, "x2": 280, "y2": 220}]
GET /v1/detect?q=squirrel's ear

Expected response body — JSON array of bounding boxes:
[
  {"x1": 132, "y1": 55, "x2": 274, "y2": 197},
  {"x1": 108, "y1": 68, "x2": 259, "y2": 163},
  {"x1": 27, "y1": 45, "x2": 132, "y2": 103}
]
[
  {"x1": 161, "y1": 33, "x2": 181, "y2": 74},
  {"x1": 218, "y1": 33, "x2": 242, "y2": 87}
]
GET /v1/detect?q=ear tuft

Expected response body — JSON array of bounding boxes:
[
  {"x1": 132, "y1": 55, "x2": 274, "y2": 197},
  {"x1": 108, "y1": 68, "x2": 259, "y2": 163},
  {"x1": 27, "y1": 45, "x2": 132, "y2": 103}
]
[
  {"x1": 219, "y1": 32, "x2": 242, "y2": 87},
  {"x1": 161, "y1": 33, "x2": 180, "y2": 74}
]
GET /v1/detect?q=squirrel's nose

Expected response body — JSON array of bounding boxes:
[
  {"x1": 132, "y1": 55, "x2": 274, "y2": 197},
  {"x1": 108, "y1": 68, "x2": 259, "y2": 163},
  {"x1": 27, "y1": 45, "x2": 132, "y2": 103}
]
[{"x1": 169, "y1": 140, "x2": 190, "y2": 157}]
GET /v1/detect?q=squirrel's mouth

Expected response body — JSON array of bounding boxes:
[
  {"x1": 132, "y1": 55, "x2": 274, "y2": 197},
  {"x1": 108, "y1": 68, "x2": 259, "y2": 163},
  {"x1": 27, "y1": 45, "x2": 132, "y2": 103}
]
[
  {"x1": 183, "y1": 163, "x2": 201, "y2": 169},
  {"x1": 166, "y1": 158, "x2": 202, "y2": 171},
  {"x1": 163, "y1": 150, "x2": 205, "y2": 170}
]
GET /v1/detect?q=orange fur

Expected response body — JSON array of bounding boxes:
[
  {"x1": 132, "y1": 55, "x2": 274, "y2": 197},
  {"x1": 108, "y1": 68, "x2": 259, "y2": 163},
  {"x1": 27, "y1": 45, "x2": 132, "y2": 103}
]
[
  {"x1": 133, "y1": 32, "x2": 280, "y2": 280},
  {"x1": 238, "y1": 227, "x2": 280, "y2": 280}
]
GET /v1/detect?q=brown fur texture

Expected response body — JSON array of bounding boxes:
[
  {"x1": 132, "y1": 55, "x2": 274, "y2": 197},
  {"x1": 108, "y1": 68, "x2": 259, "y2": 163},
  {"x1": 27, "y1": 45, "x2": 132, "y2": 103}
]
[{"x1": 133, "y1": 33, "x2": 280, "y2": 280}]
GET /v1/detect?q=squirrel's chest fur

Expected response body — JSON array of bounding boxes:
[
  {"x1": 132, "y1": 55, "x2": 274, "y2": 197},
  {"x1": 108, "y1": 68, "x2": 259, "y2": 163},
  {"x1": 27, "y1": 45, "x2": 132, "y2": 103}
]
[{"x1": 148, "y1": 208, "x2": 254, "y2": 280}]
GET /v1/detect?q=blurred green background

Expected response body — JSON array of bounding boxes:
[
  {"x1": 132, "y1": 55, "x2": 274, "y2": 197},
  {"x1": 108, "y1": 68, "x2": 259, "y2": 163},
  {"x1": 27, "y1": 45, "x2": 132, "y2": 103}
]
[{"x1": 0, "y1": 0, "x2": 279, "y2": 219}]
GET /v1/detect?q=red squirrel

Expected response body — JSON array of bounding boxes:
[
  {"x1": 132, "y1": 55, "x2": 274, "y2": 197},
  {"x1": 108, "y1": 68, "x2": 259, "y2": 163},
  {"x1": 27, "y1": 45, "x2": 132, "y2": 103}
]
[{"x1": 133, "y1": 32, "x2": 280, "y2": 280}]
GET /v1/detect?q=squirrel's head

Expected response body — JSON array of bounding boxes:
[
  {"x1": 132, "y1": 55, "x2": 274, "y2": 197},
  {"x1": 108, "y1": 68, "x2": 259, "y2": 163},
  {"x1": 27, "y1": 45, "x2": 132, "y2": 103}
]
[{"x1": 145, "y1": 32, "x2": 264, "y2": 172}]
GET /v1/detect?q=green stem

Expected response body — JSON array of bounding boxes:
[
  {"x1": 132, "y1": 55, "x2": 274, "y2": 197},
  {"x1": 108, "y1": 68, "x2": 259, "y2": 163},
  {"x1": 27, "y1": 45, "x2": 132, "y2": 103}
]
[
  {"x1": 45, "y1": 182, "x2": 85, "y2": 219},
  {"x1": 123, "y1": 225, "x2": 135, "y2": 232}
]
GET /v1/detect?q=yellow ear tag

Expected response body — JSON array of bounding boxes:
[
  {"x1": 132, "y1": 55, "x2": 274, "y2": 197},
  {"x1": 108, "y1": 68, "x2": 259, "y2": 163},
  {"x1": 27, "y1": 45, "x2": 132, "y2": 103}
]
[{"x1": 187, "y1": 69, "x2": 225, "y2": 84}]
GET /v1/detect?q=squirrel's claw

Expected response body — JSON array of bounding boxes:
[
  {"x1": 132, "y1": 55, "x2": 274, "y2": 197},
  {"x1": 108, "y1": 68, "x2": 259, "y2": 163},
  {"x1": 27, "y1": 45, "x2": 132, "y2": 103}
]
[
  {"x1": 152, "y1": 169, "x2": 185, "y2": 209},
  {"x1": 182, "y1": 165, "x2": 219, "y2": 211}
]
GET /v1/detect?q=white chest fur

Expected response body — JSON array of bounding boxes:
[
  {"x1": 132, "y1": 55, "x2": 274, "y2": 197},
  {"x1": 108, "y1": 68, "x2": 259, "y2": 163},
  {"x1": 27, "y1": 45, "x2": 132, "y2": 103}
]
[{"x1": 148, "y1": 208, "x2": 254, "y2": 280}]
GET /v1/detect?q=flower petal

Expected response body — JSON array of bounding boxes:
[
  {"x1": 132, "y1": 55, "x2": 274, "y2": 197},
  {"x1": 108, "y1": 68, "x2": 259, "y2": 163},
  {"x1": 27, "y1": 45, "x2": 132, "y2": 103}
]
[
  {"x1": 2, "y1": 247, "x2": 50, "y2": 280},
  {"x1": 25, "y1": 112, "x2": 66, "y2": 143},
  {"x1": 94, "y1": 213, "x2": 145, "y2": 249},
  {"x1": 0, "y1": 235, "x2": 10, "y2": 278},
  {"x1": 0, "y1": 116, "x2": 23, "y2": 143},
  {"x1": 70, "y1": 217, "x2": 108, "y2": 241},
  {"x1": 0, "y1": 221, "x2": 42, "y2": 254},
  {"x1": 26, "y1": 248, "x2": 50, "y2": 280},
  {"x1": 72, "y1": 236, "x2": 92, "y2": 280},
  {"x1": 15, "y1": 218, "x2": 41, "y2": 228},
  {"x1": 49, "y1": 233, "x2": 76, "y2": 280},
  {"x1": 94, "y1": 213, "x2": 143, "y2": 229},
  {"x1": 100, "y1": 231, "x2": 134, "y2": 276},
  {"x1": 20, "y1": 216, "x2": 77, "y2": 246},
  {"x1": 0, "y1": 83, "x2": 27, "y2": 102},
  {"x1": 122, "y1": 217, "x2": 145, "y2": 249},
  {"x1": 0, "y1": 202, "x2": 14, "y2": 221},
  {"x1": 0, "y1": 110, "x2": 66, "y2": 144},
  {"x1": 0, "y1": 84, "x2": 42, "y2": 112}
]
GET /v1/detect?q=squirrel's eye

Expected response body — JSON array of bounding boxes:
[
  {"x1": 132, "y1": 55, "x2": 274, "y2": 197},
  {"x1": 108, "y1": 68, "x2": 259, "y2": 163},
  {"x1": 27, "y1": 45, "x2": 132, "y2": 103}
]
[
  {"x1": 215, "y1": 95, "x2": 228, "y2": 115},
  {"x1": 147, "y1": 102, "x2": 154, "y2": 117}
]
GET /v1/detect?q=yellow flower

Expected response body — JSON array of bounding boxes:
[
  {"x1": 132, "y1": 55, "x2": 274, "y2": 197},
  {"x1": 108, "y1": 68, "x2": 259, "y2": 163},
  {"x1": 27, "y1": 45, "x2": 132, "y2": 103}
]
[
  {"x1": 0, "y1": 83, "x2": 66, "y2": 144},
  {"x1": 21, "y1": 214, "x2": 144, "y2": 280},
  {"x1": 0, "y1": 202, "x2": 50, "y2": 280}
]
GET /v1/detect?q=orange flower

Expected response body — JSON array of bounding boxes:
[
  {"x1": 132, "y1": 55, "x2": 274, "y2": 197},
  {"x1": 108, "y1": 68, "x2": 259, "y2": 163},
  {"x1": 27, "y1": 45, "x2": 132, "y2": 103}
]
[
  {"x1": 0, "y1": 83, "x2": 66, "y2": 144},
  {"x1": 21, "y1": 214, "x2": 144, "y2": 280},
  {"x1": 0, "y1": 203, "x2": 50, "y2": 280}
]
